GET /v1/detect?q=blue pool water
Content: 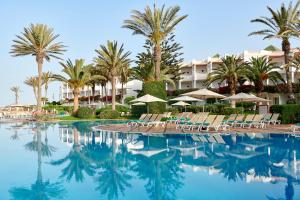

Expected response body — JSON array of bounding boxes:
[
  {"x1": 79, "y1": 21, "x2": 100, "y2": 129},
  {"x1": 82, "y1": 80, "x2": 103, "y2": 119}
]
[{"x1": 0, "y1": 121, "x2": 300, "y2": 200}]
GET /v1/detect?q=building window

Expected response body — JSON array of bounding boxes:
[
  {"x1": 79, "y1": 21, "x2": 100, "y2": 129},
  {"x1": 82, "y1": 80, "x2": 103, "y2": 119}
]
[{"x1": 274, "y1": 97, "x2": 279, "y2": 105}]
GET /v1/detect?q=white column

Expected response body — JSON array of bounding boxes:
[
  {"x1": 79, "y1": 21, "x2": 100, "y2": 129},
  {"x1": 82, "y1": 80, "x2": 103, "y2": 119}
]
[
  {"x1": 66, "y1": 83, "x2": 69, "y2": 98},
  {"x1": 291, "y1": 71, "x2": 295, "y2": 83},
  {"x1": 178, "y1": 80, "x2": 182, "y2": 89}
]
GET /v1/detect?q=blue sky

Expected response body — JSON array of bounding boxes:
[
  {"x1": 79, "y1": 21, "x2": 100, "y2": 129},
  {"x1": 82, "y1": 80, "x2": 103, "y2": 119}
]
[{"x1": 0, "y1": 0, "x2": 294, "y2": 105}]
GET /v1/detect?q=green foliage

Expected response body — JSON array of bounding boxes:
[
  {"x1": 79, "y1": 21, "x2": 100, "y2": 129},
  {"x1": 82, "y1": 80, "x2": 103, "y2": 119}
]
[
  {"x1": 96, "y1": 105, "x2": 130, "y2": 116},
  {"x1": 167, "y1": 107, "x2": 179, "y2": 115},
  {"x1": 185, "y1": 104, "x2": 244, "y2": 115},
  {"x1": 99, "y1": 110, "x2": 120, "y2": 119},
  {"x1": 270, "y1": 104, "x2": 300, "y2": 124},
  {"x1": 131, "y1": 105, "x2": 147, "y2": 117},
  {"x1": 236, "y1": 102, "x2": 256, "y2": 111},
  {"x1": 142, "y1": 81, "x2": 167, "y2": 113},
  {"x1": 222, "y1": 107, "x2": 244, "y2": 115},
  {"x1": 43, "y1": 105, "x2": 72, "y2": 114},
  {"x1": 124, "y1": 96, "x2": 135, "y2": 105},
  {"x1": 76, "y1": 107, "x2": 94, "y2": 119}
]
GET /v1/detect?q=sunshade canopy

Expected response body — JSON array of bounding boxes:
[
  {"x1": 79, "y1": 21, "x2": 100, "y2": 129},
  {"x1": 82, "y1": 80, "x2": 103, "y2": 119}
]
[
  {"x1": 130, "y1": 94, "x2": 167, "y2": 103},
  {"x1": 222, "y1": 93, "x2": 270, "y2": 102},
  {"x1": 172, "y1": 101, "x2": 191, "y2": 106},
  {"x1": 132, "y1": 102, "x2": 146, "y2": 106},
  {"x1": 181, "y1": 89, "x2": 226, "y2": 99},
  {"x1": 169, "y1": 96, "x2": 202, "y2": 102}
]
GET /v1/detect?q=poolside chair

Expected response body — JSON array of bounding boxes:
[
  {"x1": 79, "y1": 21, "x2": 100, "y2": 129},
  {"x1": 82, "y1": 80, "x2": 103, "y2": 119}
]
[
  {"x1": 202, "y1": 115, "x2": 227, "y2": 131},
  {"x1": 127, "y1": 114, "x2": 147, "y2": 127},
  {"x1": 164, "y1": 112, "x2": 172, "y2": 118},
  {"x1": 176, "y1": 112, "x2": 193, "y2": 124},
  {"x1": 242, "y1": 114, "x2": 265, "y2": 128},
  {"x1": 184, "y1": 113, "x2": 209, "y2": 131},
  {"x1": 197, "y1": 115, "x2": 216, "y2": 131},
  {"x1": 223, "y1": 114, "x2": 237, "y2": 124},
  {"x1": 227, "y1": 114, "x2": 244, "y2": 127},
  {"x1": 265, "y1": 113, "x2": 281, "y2": 125},
  {"x1": 235, "y1": 114, "x2": 255, "y2": 127},
  {"x1": 147, "y1": 114, "x2": 166, "y2": 127},
  {"x1": 262, "y1": 113, "x2": 272, "y2": 123},
  {"x1": 167, "y1": 113, "x2": 183, "y2": 124},
  {"x1": 176, "y1": 113, "x2": 200, "y2": 130},
  {"x1": 291, "y1": 123, "x2": 300, "y2": 132},
  {"x1": 135, "y1": 114, "x2": 153, "y2": 126}
]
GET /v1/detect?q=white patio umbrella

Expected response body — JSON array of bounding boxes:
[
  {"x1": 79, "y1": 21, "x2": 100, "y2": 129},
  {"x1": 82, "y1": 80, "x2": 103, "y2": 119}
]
[
  {"x1": 130, "y1": 94, "x2": 167, "y2": 113},
  {"x1": 222, "y1": 93, "x2": 270, "y2": 113},
  {"x1": 169, "y1": 96, "x2": 202, "y2": 102},
  {"x1": 131, "y1": 102, "x2": 146, "y2": 106},
  {"x1": 172, "y1": 101, "x2": 191, "y2": 112},
  {"x1": 181, "y1": 89, "x2": 226, "y2": 112}
]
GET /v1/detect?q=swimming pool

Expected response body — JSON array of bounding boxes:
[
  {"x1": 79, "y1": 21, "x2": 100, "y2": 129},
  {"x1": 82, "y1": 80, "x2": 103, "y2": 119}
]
[{"x1": 0, "y1": 121, "x2": 299, "y2": 200}]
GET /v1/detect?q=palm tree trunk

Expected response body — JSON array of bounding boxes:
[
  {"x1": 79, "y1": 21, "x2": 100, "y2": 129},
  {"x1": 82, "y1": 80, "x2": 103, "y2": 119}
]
[
  {"x1": 282, "y1": 39, "x2": 295, "y2": 102},
  {"x1": 36, "y1": 56, "x2": 43, "y2": 110},
  {"x1": 111, "y1": 76, "x2": 116, "y2": 111},
  {"x1": 45, "y1": 84, "x2": 48, "y2": 99},
  {"x1": 33, "y1": 87, "x2": 38, "y2": 104},
  {"x1": 87, "y1": 86, "x2": 91, "y2": 106},
  {"x1": 121, "y1": 83, "x2": 124, "y2": 104},
  {"x1": 229, "y1": 82, "x2": 236, "y2": 108},
  {"x1": 92, "y1": 84, "x2": 95, "y2": 103},
  {"x1": 154, "y1": 43, "x2": 161, "y2": 80},
  {"x1": 105, "y1": 84, "x2": 108, "y2": 105},
  {"x1": 73, "y1": 88, "x2": 80, "y2": 113}
]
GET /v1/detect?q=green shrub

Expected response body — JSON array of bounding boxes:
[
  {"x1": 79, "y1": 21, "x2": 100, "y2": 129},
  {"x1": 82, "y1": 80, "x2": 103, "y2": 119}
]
[
  {"x1": 96, "y1": 105, "x2": 130, "y2": 115},
  {"x1": 76, "y1": 107, "x2": 94, "y2": 119},
  {"x1": 222, "y1": 107, "x2": 243, "y2": 115},
  {"x1": 99, "y1": 110, "x2": 120, "y2": 119},
  {"x1": 236, "y1": 102, "x2": 255, "y2": 111},
  {"x1": 124, "y1": 96, "x2": 135, "y2": 105},
  {"x1": 167, "y1": 107, "x2": 179, "y2": 115},
  {"x1": 270, "y1": 104, "x2": 300, "y2": 124},
  {"x1": 131, "y1": 105, "x2": 147, "y2": 117},
  {"x1": 43, "y1": 105, "x2": 73, "y2": 114},
  {"x1": 140, "y1": 81, "x2": 167, "y2": 114}
]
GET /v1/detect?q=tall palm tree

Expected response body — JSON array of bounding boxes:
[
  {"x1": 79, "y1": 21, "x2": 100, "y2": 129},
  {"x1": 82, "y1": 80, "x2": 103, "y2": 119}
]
[
  {"x1": 24, "y1": 76, "x2": 39, "y2": 104},
  {"x1": 205, "y1": 55, "x2": 247, "y2": 107},
  {"x1": 120, "y1": 64, "x2": 131, "y2": 104},
  {"x1": 10, "y1": 23, "x2": 66, "y2": 109},
  {"x1": 246, "y1": 56, "x2": 284, "y2": 96},
  {"x1": 42, "y1": 71, "x2": 53, "y2": 100},
  {"x1": 249, "y1": 1, "x2": 300, "y2": 102},
  {"x1": 52, "y1": 59, "x2": 90, "y2": 113},
  {"x1": 86, "y1": 65, "x2": 106, "y2": 104},
  {"x1": 123, "y1": 5, "x2": 187, "y2": 80},
  {"x1": 94, "y1": 41, "x2": 131, "y2": 111},
  {"x1": 10, "y1": 86, "x2": 21, "y2": 105}
]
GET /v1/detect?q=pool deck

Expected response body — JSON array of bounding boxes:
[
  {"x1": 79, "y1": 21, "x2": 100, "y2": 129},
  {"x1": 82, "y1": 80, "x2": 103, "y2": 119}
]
[{"x1": 93, "y1": 123, "x2": 300, "y2": 135}]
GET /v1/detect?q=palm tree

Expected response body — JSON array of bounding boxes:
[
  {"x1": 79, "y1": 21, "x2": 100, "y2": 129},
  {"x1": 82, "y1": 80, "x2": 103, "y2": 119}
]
[
  {"x1": 52, "y1": 59, "x2": 90, "y2": 113},
  {"x1": 42, "y1": 71, "x2": 53, "y2": 100},
  {"x1": 86, "y1": 65, "x2": 106, "y2": 104},
  {"x1": 205, "y1": 55, "x2": 247, "y2": 107},
  {"x1": 24, "y1": 76, "x2": 39, "y2": 103},
  {"x1": 94, "y1": 41, "x2": 131, "y2": 111},
  {"x1": 10, "y1": 23, "x2": 66, "y2": 110},
  {"x1": 123, "y1": 5, "x2": 187, "y2": 80},
  {"x1": 246, "y1": 56, "x2": 284, "y2": 96},
  {"x1": 249, "y1": 1, "x2": 300, "y2": 102},
  {"x1": 10, "y1": 86, "x2": 21, "y2": 105}
]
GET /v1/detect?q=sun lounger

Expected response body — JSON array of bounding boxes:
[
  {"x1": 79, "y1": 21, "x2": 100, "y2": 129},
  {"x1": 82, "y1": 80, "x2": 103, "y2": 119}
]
[
  {"x1": 242, "y1": 114, "x2": 265, "y2": 128},
  {"x1": 167, "y1": 113, "x2": 184, "y2": 124},
  {"x1": 184, "y1": 113, "x2": 209, "y2": 130},
  {"x1": 291, "y1": 123, "x2": 300, "y2": 132},
  {"x1": 176, "y1": 113, "x2": 199, "y2": 130},
  {"x1": 147, "y1": 114, "x2": 166, "y2": 127},
  {"x1": 136, "y1": 114, "x2": 156, "y2": 126},
  {"x1": 202, "y1": 115, "x2": 227, "y2": 131},
  {"x1": 262, "y1": 113, "x2": 272, "y2": 123},
  {"x1": 223, "y1": 114, "x2": 237, "y2": 124},
  {"x1": 197, "y1": 115, "x2": 216, "y2": 131},
  {"x1": 235, "y1": 114, "x2": 254, "y2": 127},
  {"x1": 127, "y1": 114, "x2": 147, "y2": 126},
  {"x1": 227, "y1": 114, "x2": 244, "y2": 127},
  {"x1": 265, "y1": 113, "x2": 281, "y2": 125}
]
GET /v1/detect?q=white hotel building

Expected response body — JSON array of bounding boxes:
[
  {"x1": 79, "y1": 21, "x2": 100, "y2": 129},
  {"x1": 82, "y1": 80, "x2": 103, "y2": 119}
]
[{"x1": 60, "y1": 48, "x2": 300, "y2": 105}]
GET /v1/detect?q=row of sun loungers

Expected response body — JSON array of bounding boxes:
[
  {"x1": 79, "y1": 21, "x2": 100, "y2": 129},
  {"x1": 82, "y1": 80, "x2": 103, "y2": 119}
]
[{"x1": 127, "y1": 112, "x2": 281, "y2": 132}]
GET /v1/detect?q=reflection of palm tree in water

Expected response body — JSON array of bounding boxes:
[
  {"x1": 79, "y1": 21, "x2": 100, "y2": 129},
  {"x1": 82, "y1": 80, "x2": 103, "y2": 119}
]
[
  {"x1": 132, "y1": 150, "x2": 183, "y2": 200},
  {"x1": 95, "y1": 132, "x2": 132, "y2": 200},
  {"x1": 9, "y1": 129, "x2": 65, "y2": 200},
  {"x1": 50, "y1": 128, "x2": 95, "y2": 182}
]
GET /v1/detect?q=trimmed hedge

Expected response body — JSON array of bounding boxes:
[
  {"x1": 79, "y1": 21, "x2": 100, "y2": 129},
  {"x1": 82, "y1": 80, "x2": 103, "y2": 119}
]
[
  {"x1": 99, "y1": 110, "x2": 120, "y2": 119},
  {"x1": 131, "y1": 105, "x2": 147, "y2": 117},
  {"x1": 185, "y1": 104, "x2": 244, "y2": 115},
  {"x1": 141, "y1": 81, "x2": 167, "y2": 114},
  {"x1": 270, "y1": 104, "x2": 300, "y2": 124},
  {"x1": 96, "y1": 105, "x2": 130, "y2": 116},
  {"x1": 76, "y1": 107, "x2": 94, "y2": 119}
]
